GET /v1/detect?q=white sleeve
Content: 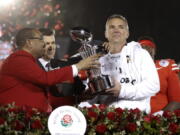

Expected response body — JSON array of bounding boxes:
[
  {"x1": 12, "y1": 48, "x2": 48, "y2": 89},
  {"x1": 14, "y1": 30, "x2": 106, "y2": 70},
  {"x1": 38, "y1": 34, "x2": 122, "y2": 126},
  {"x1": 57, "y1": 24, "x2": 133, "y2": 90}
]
[
  {"x1": 153, "y1": 110, "x2": 163, "y2": 116},
  {"x1": 72, "y1": 65, "x2": 78, "y2": 77},
  {"x1": 119, "y1": 49, "x2": 160, "y2": 100}
]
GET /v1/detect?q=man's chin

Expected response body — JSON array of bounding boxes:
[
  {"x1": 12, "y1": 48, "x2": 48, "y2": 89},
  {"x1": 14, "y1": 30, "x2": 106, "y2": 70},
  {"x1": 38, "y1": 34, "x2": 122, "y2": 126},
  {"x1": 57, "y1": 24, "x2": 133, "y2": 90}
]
[
  {"x1": 111, "y1": 40, "x2": 121, "y2": 44},
  {"x1": 110, "y1": 37, "x2": 121, "y2": 42},
  {"x1": 42, "y1": 56, "x2": 54, "y2": 61},
  {"x1": 47, "y1": 56, "x2": 54, "y2": 60}
]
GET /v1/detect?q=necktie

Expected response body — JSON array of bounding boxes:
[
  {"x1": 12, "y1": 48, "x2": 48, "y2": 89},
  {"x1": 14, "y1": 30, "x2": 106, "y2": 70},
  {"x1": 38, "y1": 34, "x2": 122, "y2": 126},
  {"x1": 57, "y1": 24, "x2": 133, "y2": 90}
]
[
  {"x1": 44, "y1": 62, "x2": 52, "y2": 112},
  {"x1": 45, "y1": 62, "x2": 51, "y2": 71}
]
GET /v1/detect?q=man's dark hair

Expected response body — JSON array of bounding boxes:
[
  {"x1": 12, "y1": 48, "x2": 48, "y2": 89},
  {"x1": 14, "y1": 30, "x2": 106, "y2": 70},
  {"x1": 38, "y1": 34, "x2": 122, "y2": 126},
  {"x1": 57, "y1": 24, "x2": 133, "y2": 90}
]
[
  {"x1": 15, "y1": 28, "x2": 39, "y2": 49},
  {"x1": 39, "y1": 28, "x2": 55, "y2": 36}
]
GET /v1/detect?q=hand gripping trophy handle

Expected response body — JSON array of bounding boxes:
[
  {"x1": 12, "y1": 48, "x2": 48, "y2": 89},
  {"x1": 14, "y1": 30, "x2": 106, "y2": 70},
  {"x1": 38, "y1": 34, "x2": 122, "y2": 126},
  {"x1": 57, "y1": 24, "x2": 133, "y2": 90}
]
[{"x1": 70, "y1": 27, "x2": 114, "y2": 94}]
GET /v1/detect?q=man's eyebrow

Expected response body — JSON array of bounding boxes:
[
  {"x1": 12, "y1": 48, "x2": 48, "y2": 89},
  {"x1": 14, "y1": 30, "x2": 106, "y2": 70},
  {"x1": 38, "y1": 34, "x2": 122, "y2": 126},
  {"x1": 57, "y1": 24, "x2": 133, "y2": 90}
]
[
  {"x1": 109, "y1": 24, "x2": 125, "y2": 27},
  {"x1": 45, "y1": 41, "x2": 55, "y2": 44}
]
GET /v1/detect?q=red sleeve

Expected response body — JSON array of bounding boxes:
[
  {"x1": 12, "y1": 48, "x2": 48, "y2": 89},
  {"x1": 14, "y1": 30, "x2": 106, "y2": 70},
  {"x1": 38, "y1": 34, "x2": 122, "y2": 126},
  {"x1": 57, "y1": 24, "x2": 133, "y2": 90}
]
[
  {"x1": 169, "y1": 59, "x2": 179, "y2": 74},
  {"x1": 3, "y1": 55, "x2": 74, "y2": 86},
  {"x1": 167, "y1": 70, "x2": 180, "y2": 102}
]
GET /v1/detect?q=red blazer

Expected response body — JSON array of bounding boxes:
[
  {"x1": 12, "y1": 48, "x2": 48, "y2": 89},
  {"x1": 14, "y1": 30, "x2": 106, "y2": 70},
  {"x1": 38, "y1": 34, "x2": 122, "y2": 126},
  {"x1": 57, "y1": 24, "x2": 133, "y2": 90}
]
[{"x1": 0, "y1": 50, "x2": 74, "y2": 112}]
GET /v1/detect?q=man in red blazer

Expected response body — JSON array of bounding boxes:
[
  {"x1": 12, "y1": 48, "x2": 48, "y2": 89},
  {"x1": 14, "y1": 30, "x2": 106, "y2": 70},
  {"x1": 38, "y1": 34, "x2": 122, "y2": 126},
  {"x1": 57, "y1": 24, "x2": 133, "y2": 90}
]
[{"x1": 0, "y1": 28, "x2": 100, "y2": 112}]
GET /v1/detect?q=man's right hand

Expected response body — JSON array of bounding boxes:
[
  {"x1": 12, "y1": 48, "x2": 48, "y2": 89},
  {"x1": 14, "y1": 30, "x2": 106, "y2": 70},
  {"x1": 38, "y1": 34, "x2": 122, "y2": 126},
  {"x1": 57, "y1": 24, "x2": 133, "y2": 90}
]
[
  {"x1": 105, "y1": 79, "x2": 121, "y2": 97},
  {"x1": 75, "y1": 54, "x2": 101, "y2": 71}
]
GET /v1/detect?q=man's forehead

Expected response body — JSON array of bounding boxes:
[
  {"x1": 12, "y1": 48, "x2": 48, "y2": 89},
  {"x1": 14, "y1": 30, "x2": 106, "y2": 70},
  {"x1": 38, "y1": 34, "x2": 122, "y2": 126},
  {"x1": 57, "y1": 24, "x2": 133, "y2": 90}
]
[
  {"x1": 108, "y1": 18, "x2": 125, "y2": 25},
  {"x1": 43, "y1": 35, "x2": 55, "y2": 40},
  {"x1": 106, "y1": 18, "x2": 129, "y2": 30}
]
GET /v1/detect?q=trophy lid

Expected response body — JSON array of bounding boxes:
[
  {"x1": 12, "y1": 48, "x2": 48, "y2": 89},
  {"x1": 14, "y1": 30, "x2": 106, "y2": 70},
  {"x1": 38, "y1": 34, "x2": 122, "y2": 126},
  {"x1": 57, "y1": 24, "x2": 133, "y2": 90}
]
[{"x1": 69, "y1": 27, "x2": 92, "y2": 43}]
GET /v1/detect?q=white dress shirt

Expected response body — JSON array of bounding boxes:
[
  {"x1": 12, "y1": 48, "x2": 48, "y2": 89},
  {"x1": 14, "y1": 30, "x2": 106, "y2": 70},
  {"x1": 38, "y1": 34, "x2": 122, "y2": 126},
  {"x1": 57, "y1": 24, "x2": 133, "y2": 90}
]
[{"x1": 38, "y1": 58, "x2": 78, "y2": 77}]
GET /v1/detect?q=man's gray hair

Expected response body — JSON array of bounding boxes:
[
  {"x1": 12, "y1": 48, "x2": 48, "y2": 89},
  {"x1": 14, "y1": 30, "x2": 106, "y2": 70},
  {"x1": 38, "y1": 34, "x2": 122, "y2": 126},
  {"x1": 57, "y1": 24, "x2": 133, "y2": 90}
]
[{"x1": 105, "y1": 14, "x2": 129, "y2": 30}]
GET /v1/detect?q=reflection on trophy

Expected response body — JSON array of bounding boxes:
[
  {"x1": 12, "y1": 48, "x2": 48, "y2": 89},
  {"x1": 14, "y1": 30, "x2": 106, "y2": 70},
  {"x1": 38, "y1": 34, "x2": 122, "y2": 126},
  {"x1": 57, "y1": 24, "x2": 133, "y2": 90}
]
[{"x1": 70, "y1": 27, "x2": 114, "y2": 94}]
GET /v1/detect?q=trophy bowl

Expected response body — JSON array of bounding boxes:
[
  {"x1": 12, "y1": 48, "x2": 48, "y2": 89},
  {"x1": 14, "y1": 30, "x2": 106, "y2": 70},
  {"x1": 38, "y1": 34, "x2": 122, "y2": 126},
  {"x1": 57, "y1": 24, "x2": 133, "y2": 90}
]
[
  {"x1": 70, "y1": 27, "x2": 114, "y2": 95},
  {"x1": 70, "y1": 27, "x2": 92, "y2": 43}
]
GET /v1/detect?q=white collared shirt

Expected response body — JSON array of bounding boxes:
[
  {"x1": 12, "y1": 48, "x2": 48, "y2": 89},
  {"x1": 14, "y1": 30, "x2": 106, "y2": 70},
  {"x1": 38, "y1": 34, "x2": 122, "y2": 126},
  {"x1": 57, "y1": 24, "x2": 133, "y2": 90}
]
[{"x1": 38, "y1": 58, "x2": 78, "y2": 77}]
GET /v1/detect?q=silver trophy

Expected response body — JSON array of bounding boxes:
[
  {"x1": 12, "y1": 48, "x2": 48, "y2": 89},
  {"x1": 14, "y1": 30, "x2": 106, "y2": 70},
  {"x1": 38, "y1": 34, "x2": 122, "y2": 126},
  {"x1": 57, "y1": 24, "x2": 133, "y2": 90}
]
[{"x1": 70, "y1": 27, "x2": 114, "y2": 94}]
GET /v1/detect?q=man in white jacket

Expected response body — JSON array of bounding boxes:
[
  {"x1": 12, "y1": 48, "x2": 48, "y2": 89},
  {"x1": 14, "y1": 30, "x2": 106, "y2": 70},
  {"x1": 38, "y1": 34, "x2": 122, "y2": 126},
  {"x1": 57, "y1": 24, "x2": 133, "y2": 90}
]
[{"x1": 79, "y1": 14, "x2": 160, "y2": 113}]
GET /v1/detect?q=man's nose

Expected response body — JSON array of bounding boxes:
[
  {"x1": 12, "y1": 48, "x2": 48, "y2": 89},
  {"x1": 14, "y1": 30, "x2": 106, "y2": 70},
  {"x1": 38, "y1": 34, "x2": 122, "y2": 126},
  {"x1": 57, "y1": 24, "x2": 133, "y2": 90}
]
[{"x1": 113, "y1": 28, "x2": 120, "y2": 32}]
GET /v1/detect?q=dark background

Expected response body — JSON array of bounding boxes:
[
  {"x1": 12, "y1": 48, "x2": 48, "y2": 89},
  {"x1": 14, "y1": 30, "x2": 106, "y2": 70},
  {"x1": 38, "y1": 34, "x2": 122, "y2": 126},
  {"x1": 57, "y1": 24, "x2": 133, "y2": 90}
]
[
  {"x1": 56, "y1": 0, "x2": 180, "y2": 62},
  {"x1": 0, "y1": 0, "x2": 179, "y2": 62}
]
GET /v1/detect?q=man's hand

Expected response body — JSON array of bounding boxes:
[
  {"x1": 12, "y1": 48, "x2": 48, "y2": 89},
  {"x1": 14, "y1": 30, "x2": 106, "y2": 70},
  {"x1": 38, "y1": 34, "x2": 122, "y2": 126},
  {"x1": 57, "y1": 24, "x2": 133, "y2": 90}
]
[
  {"x1": 75, "y1": 54, "x2": 101, "y2": 71},
  {"x1": 105, "y1": 79, "x2": 121, "y2": 97},
  {"x1": 102, "y1": 42, "x2": 111, "y2": 52},
  {"x1": 103, "y1": 42, "x2": 116, "y2": 53},
  {"x1": 103, "y1": 42, "x2": 124, "y2": 54}
]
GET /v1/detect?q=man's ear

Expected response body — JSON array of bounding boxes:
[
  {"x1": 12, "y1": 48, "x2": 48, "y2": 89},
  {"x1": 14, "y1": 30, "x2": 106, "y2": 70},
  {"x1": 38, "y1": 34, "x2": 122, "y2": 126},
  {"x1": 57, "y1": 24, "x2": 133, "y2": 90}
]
[
  {"x1": 126, "y1": 30, "x2": 129, "y2": 39},
  {"x1": 24, "y1": 39, "x2": 32, "y2": 49}
]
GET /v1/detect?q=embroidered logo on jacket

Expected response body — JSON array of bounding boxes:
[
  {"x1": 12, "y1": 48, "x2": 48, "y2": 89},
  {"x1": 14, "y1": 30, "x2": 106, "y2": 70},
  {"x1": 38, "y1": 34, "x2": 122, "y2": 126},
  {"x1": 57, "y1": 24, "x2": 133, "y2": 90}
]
[{"x1": 159, "y1": 60, "x2": 169, "y2": 67}]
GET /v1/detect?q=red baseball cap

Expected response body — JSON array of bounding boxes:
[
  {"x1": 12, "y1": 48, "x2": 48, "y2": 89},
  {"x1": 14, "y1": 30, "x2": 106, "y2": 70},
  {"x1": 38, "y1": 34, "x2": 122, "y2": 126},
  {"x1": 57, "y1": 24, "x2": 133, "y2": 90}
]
[{"x1": 138, "y1": 40, "x2": 156, "y2": 49}]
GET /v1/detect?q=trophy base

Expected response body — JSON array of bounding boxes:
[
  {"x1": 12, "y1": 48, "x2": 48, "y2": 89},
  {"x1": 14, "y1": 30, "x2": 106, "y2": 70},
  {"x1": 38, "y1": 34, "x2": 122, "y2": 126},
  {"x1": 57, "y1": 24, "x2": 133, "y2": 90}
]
[{"x1": 88, "y1": 75, "x2": 114, "y2": 94}]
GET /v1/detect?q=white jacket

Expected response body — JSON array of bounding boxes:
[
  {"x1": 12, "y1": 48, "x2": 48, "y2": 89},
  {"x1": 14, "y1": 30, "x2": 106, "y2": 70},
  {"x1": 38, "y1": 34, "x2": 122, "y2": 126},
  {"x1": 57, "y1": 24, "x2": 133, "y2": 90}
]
[{"x1": 79, "y1": 41, "x2": 160, "y2": 113}]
